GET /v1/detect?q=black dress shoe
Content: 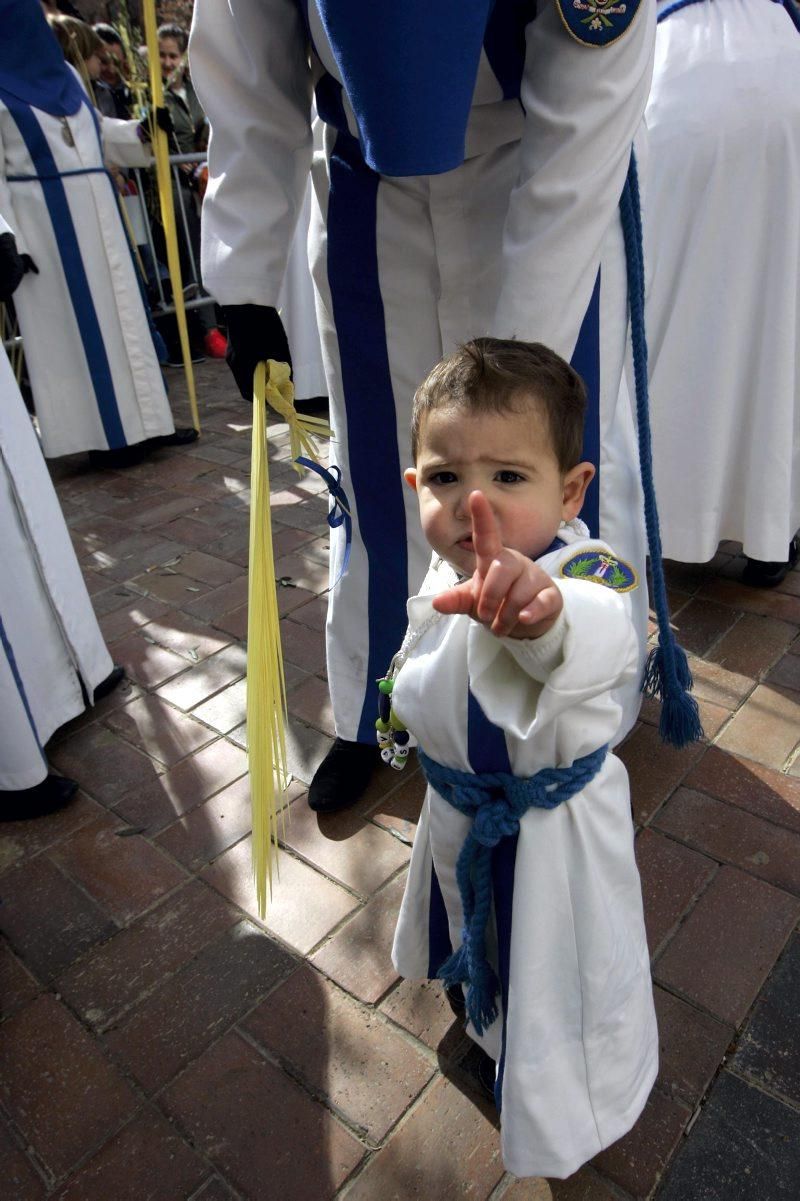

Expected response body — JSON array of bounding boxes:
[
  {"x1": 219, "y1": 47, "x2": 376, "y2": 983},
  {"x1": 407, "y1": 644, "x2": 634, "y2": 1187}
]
[
  {"x1": 457, "y1": 1044, "x2": 497, "y2": 1102},
  {"x1": 307, "y1": 738, "x2": 380, "y2": 813},
  {"x1": 742, "y1": 536, "x2": 799, "y2": 588},
  {"x1": 94, "y1": 665, "x2": 125, "y2": 703},
  {"x1": 146, "y1": 427, "x2": 199, "y2": 448},
  {"x1": 1, "y1": 774, "x2": 79, "y2": 822},
  {"x1": 88, "y1": 443, "x2": 147, "y2": 470},
  {"x1": 444, "y1": 983, "x2": 466, "y2": 1014}
]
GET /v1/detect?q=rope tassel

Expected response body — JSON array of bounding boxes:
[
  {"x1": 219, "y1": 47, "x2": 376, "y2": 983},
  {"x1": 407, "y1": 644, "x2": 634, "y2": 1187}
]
[{"x1": 620, "y1": 154, "x2": 703, "y2": 748}]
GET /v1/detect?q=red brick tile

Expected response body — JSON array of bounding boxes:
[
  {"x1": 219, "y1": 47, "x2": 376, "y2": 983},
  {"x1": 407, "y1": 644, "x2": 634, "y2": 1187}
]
[
  {"x1": 500, "y1": 1179, "x2": 555, "y2": 1200},
  {"x1": 765, "y1": 651, "x2": 800, "y2": 694},
  {"x1": 288, "y1": 594, "x2": 329, "y2": 631},
  {"x1": 715, "y1": 684, "x2": 800, "y2": 769},
  {"x1": 104, "y1": 919, "x2": 295, "y2": 1094},
  {"x1": 707, "y1": 613, "x2": 797, "y2": 680},
  {"x1": 204, "y1": 528, "x2": 250, "y2": 566},
  {"x1": 137, "y1": 609, "x2": 232, "y2": 661},
  {"x1": 50, "y1": 723, "x2": 162, "y2": 804},
  {"x1": 546, "y1": 1169, "x2": 618, "y2": 1200},
  {"x1": 0, "y1": 1118, "x2": 46, "y2": 1200},
  {"x1": 272, "y1": 495, "x2": 329, "y2": 534},
  {"x1": 684, "y1": 746, "x2": 800, "y2": 834},
  {"x1": 243, "y1": 966, "x2": 434, "y2": 1141},
  {"x1": 273, "y1": 551, "x2": 329, "y2": 595},
  {"x1": 0, "y1": 790, "x2": 105, "y2": 872},
  {"x1": 272, "y1": 526, "x2": 316, "y2": 556},
  {"x1": 188, "y1": 1179, "x2": 235, "y2": 1201},
  {"x1": 161, "y1": 515, "x2": 224, "y2": 549},
  {"x1": 132, "y1": 495, "x2": 203, "y2": 529},
  {"x1": 686, "y1": 655, "x2": 754, "y2": 710},
  {"x1": 183, "y1": 575, "x2": 250, "y2": 622},
  {"x1": 312, "y1": 873, "x2": 406, "y2": 1003},
  {"x1": 176, "y1": 550, "x2": 244, "y2": 587},
  {"x1": 103, "y1": 630, "x2": 188, "y2": 688},
  {"x1": 69, "y1": 513, "x2": 134, "y2": 555},
  {"x1": 0, "y1": 855, "x2": 117, "y2": 980},
  {"x1": 344, "y1": 1076, "x2": 504, "y2": 1201},
  {"x1": 103, "y1": 694, "x2": 215, "y2": 767},
  {"x1": 192, "y1": 678, "x2": 247, "y2": 734},
  {"x1": 155, "y1": 644, "x2": 248, "y2": 711},
  {"x1": 591, "y1": 1088, "x2": 690, "y2": 1200},
  {"x1": 654, "y1": 866, "x2": 800, "y2": 1024},
  {"x1": 129, "y1": 568, "x2": 216, "y2": 606},
  {"x1": 284, "y1": 715, "x2": 335, "y2": 784},
  {"x1": 653, "y1": 987, "x2": 733, "y2": 1107},
  {"x1": 54, "y1": 1108, "x2": 207, "y2": 1201},
  {"x1": 202, "y1": 837, "x2": 359, "y2": 954},
  {"x1": 671, "y1": 597, "x2": 738, "y2": 657},
  {"x1": 366, "y1": 768, "x2": 426, "y2": 845},
  {"x1": 0, "y1": 939, "x2": 40, "y2": 1018},
  {"x1": 280, "y1": 619, "x2": 327, "y2": 674},
  {"x1": 210, "y1": 603, "x2": 249, "y2": 639},
  {"x1": 617, "y1": 725, "x2": 705, "y2": 825},
  {"x1": 0, "y1": 995, "x2": 136, "y2": 1181},
  {"x1": 49, "y1": 815, "x2": 185, "y2": 924},
  {"x1": 112, "y1": 737, "x2": 248, "y2": 831},
  {"x1": 280, "y1": 794, "x2": 409, "y2": 896},
  {"x1": 155, "y1": 775, "x2": 253, "y2": 870},
  {"x1": 57, "y1": 880, "x2": 238, "y2": 1029},
  {"x1": 277, "y1": 582, "x2": 318, "y2": 617},
  {"x1": 287, "y1": 674, "x2": 336, "y2": 737},
  {"x1": 161, "y1": 1030, "x2": 364, "y2": 1200},
  {"x1": 635, "y1": 828, "x2": 717, "y2": 957},
  {"x1": 654, "y1": 787, "x2": 800, "y2": 896},
  {"x1": 698, "y1": 577, "x2": 800, "y2": 626},
  {"x1": 380, "y1": 978, "x2": 469, "y2": 1056}
]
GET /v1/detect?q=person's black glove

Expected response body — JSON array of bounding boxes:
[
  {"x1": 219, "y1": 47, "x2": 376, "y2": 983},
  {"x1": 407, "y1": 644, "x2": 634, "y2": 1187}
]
[
  {"x1": 223, "y1": 304, "x2": 292, "y2": 401},
  {"x1": 0, "y1": 233, "x2": 38, "y2": 302},
  {"x1": 137, "y1": 106, "x2": 174, "y2": 143}
]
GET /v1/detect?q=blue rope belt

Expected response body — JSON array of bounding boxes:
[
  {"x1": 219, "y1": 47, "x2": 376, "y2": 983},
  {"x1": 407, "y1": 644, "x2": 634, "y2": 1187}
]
[
  {"x1": 7, "y1": 167, "x2": 108, "y2": 182},
  {"x1": 417, "y1": 743, "x2": 608, "y2": 1035}
]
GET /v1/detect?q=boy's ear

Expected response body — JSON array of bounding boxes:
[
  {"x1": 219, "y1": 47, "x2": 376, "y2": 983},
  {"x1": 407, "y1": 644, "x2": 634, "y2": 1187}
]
[
  {"x1": 561, "y1": 461, "x2": 595, "y2": 521},
  {"x1": 404, "y1": 467, "x2": 418, "y2": 491}
]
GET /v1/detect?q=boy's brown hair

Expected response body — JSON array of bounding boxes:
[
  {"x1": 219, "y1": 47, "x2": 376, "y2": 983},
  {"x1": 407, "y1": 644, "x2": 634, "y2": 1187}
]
[{"x1": 411, "y1": 338, "x2": 587, "y2": 472}]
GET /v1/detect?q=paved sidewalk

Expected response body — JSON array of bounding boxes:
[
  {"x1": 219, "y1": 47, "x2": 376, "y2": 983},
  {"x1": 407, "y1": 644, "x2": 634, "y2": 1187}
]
[{"x1": 2, "y1": 362, "x2": 800, "y2": 1200}]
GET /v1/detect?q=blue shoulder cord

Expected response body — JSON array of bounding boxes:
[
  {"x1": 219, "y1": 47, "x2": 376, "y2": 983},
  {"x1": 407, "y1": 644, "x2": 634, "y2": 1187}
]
[{"x1": 620, "y1": 152, "x2": 703, "y2": 746}]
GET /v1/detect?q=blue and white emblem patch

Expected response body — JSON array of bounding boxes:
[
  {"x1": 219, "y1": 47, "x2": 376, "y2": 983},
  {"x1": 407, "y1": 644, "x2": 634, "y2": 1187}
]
[
  {"x1": 560, "y1": 550, "x2": 638, "y2": 592},
  {"x1": 555, "y1": 0, "x2": 643, "y2": 47}
]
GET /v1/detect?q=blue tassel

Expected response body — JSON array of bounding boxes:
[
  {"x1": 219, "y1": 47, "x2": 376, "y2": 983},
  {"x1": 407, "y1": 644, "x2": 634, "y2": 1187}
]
[
  {"x1": 438, "y1": 943, "x2": 470, "y2": 988},
  {"x1": 620, "y1": 154, "x2": 703, "y2": 750}
]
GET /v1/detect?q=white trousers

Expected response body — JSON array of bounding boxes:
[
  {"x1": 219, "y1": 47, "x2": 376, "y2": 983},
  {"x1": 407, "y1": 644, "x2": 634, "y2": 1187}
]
[{"x1": 309, "y1": 130, "x2": 646, "y2": 743}]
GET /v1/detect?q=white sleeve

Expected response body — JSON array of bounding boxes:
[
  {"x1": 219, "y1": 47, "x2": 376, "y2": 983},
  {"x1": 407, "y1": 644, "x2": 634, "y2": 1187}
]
[
  {"x1": 100, "y1": 116, "x2": 153, "y2": 168},
  {"x1": 189, "y1": 0, "x2": 314, "y2": 306},
  {"x1": 493, "y1": 0, "x2": 655, "y2": 360},
  {"x1": 467, "y1": 578, "x2": 639, "y2": 743},
  {"x1": 0, "y1": 124, "x2": 26, "y2": 252}
]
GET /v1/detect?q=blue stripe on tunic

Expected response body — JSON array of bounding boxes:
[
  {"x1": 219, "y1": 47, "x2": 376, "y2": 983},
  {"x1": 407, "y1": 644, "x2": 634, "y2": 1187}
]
[
  {"x1": 467, "y1": 689, "x2": 515, "y2": 1109},
  {"x1": 326, "y1": 131, "x2": 409, "y2": 743},
  {"x1": 5, "y1": 98, "x2": 127, "y2": 449},
  {"x1": 571, "y1": 269, "x2": 601, "y2": 538},
  {"x1": 0, "y1": 612, "x2": 46, "y2": 767}
]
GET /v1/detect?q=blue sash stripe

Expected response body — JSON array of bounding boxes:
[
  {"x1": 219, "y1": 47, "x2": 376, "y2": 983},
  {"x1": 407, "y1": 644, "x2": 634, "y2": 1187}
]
[
  {"x1": 0, "y1": 612, "x2": 47, "y2": 767},
  {"x1": 5, "y1": 100, "x2": 127, "y2": 448},
  {"x1": 326, "y1": 131, "x2": 409, "y2": 742},
  {"x1": 570, "y1": 269, "x2": 601, "y2": 538}
]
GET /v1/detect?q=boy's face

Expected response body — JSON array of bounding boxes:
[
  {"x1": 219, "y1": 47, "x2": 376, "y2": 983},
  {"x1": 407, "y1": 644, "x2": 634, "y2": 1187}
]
[{"x1": 406, "y1": 402, "x2": 594, "y2": 576}]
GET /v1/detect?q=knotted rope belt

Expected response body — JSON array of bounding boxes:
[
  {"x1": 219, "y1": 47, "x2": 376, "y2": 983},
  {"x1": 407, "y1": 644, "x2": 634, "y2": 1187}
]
[{"x1": 417, "y1": 743, "x2": 609, "y2": 1035}]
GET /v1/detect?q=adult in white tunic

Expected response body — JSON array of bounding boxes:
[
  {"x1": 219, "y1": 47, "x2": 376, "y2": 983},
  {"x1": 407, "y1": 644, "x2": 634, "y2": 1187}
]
[
  {"x1": 0, "y1": 0, "x2": 178, "y2": 460},
  {"x1": 0, "y1": 314, "x2": 114, "y2": 811},
  {"x1": 644, "y1": 0, "x2": 800, "y2": 581},
  {"x1": 190, "y1": 0, "x2": 656, "y2": 808},
  {"x1": 391, "y1": 526, "x2": 657, "y2": 1178}
]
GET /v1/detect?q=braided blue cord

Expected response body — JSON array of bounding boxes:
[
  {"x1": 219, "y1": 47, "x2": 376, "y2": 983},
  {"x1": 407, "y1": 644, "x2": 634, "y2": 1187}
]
[
  {"x1": 619, "y1": 154, "x2": 703, "y2": 747},
  {"x1": 419, "y1": 745, "x2": 608, "y2": 1034}
]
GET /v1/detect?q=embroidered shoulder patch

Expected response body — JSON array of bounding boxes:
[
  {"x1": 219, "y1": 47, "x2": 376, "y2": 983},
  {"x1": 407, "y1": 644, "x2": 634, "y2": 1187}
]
[
  {"x1": 560, "y1": 550, "x2": 638, "y2": 592},
  {"x1": 555, "y1": 0, "x2": 643, "y2": 47}
]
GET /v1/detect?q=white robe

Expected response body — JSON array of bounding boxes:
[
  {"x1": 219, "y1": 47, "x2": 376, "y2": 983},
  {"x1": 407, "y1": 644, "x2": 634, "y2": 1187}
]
[
  {"x1": 191, "y1": 1, "x2": 655, "y2": 744},
  {"x1": 391, "y1": 526, "x2": 657, "y2": 1178},
  {"x1": 644, "y1": 0, "x2": 800, "y2": 562},
  {"x1": 0, "y1": 342, "x2": 113, "y2": 790},
  {"x1": 0, "y1": 77, "x2": 175, "y2": 458}
]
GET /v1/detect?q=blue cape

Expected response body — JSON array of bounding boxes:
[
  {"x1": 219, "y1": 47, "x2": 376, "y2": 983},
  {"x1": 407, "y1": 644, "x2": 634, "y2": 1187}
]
[{"x1": 0, "y1": 0, "x2": 84, "y2": 117}]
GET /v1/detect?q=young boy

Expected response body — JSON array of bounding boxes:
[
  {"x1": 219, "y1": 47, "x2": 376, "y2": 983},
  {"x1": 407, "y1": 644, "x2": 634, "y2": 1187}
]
[{"x1": 387, "y1": 339, "x2": 658, "y2": 1179}]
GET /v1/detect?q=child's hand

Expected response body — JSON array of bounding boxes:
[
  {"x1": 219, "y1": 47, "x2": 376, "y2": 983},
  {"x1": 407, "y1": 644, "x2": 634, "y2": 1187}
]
[{"x1": 432, "y1": 492, "x2": 563, "y2": 639}]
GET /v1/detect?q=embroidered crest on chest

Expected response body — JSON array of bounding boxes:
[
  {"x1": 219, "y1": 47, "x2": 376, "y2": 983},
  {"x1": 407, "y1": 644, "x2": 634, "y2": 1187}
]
[
  {"x1": 555, "y1": 0, "x2": 642, "y2": 47},
  {"x1": 560, "y1": 550, "x2": 638, "y2": 592}
]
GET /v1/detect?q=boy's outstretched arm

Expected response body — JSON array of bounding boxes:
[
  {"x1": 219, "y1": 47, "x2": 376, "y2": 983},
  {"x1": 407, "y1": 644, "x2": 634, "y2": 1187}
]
[{"x1": 431, "y1": 492, "x2": 562, "y2": 639}]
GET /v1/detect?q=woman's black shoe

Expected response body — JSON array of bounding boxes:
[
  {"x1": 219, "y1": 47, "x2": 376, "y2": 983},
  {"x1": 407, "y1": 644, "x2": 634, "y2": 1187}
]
[
  {"x1": 742, "y1": 536, "x2": 799, "y2": 588},
  {"x1": 1, "y1": 774, "x2": 79, "y2": 822},
  {"x1": 146, "y1": 427, "x2": 199, "y2": 448},
  {"x1": 88, "y1": 443, "x2": 147, "y2": 470},
  {"x1": 94, "y1": 665, "x2": 125, "y2": 702},
  {"x1": 307, "y1": 738, "x2": 379, "y2": 813}
]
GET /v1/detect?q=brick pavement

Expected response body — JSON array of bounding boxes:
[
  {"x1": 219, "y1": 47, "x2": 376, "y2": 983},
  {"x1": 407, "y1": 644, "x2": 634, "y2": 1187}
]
[{"x1": 2, "y1": 361, "x2": 800, "y2": 1200}]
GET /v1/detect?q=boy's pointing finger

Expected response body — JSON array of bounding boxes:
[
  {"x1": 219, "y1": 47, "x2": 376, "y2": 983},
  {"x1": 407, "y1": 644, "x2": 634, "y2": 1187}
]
[{"x1": 469, "y1": 490, "x2": 503, "y2": 572}]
